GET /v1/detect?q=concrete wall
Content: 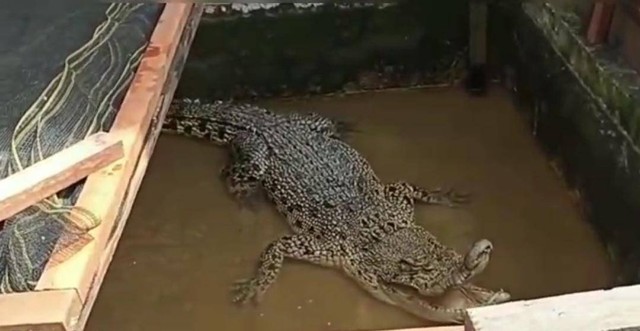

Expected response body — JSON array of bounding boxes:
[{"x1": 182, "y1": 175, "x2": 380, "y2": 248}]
[
  {"x1": 489, "y1": 0, "x2": 640, "y2": 284},
  {"x1": 174, "y1": 0, "x2": 640, "y2": 284},
  {"x1": 175, "y1": 1, "x2": 469, "y2": 100}
]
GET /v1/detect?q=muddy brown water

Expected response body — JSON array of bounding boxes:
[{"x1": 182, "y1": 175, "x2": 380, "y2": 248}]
[{"x1": 86, "y1": 87, "x2": 612, "y2": 331}]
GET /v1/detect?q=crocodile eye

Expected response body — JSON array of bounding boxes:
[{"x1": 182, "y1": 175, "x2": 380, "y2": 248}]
[{"x1": 401, "y1": 256, "x2": 428, "y2": 268}]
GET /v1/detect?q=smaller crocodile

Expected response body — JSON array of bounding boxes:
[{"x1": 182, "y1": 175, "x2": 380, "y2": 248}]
[{"x1": 162, "y1": 99, "x2": 511, "y2": 323}]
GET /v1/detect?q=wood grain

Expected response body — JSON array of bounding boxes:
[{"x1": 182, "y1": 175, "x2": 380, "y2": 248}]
[
  {"x1": 0, "y1": 290, "x2": 81, "y2": 331},
  {"x1": 586, "y1": 0, "x2": 616, "y2": 45},
  {"x1": 465, "y1": 285, "x2": 640, "y2": 331},
  {"x1": 0, "y1": 132, "x2": 123, "y2": 222}
]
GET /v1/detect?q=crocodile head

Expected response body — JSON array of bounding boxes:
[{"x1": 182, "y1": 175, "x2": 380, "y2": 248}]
[
  {"x1": 363, "y1": 226, "x2": 494, "y2": 297},
  {"x1": 357, "y1": 226, "x2": 509, "y2": 322}
]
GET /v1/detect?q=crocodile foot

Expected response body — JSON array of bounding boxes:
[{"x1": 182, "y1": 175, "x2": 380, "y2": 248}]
[
  {"x1": 228, "y1": 186, "x2": 263, "y2": 212},
  {"x1": 230, "y1": 278, "x2": 262, "y2": 305},
  {"x1": 220, "y1": 166, "x2": 263, "y2": 211},
  {"x1": 334, "y1": 119, "x2": 359, "y2": 139},
  {"x1": 423, "y1": 188, "x2": 471, "y2": 207}
]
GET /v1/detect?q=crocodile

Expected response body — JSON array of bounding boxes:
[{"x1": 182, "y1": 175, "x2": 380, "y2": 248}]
[{"x1": 161, "y1": 99, "x2": 511, "y2": 323}]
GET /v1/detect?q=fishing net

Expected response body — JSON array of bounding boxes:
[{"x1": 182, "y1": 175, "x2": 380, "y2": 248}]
[{"x1": 0, "y1": 1, "x2": 163, "y2": 293}]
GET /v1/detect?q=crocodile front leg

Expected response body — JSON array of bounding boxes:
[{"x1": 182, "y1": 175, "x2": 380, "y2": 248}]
[
  {"x1": 418, "y1": 239, "x2": 494, "y2": 298},
  {"x1": 448, "y1": 239, "x2": 493, "y2": 288},
  {"x1": 386, "y1": 182, "x2": 470, "y2": 208},
  {"x1": 231, "y1": 235, "x2": 340, "y2": 305},
  {"x1": 221, "y1": 132, "x2": 269, "y2": 206}
]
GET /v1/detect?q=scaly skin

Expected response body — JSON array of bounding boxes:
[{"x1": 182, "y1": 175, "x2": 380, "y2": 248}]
[{"x1": 162, "y1": 99, "x2": 510, "y2": 323}]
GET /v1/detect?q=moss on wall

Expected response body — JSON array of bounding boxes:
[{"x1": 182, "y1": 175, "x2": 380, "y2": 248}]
[
  {"x1": 490, "y1": 1, "x2": 640, "y2": 284},
  {"x1": 175, "y1": 1, "x2": 469, "y2": 100}
]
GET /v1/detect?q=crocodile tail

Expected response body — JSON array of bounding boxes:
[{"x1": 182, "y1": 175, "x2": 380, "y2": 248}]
[
  {"x1": 162, "y1": 98, "x2": 270, "y2": 144},
  {"x1": 165, "y1": 98, "x2": 227, "y2": 121}
]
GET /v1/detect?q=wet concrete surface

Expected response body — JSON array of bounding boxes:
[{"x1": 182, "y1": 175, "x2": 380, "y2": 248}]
[{"x1": 86, "y1": 86, "x2": 613, "y2": 331}]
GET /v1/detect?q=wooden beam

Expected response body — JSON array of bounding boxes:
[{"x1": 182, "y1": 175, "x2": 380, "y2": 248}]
[
  {"x1": 464, "y1": 285, "x2": 640, "y2": 331},
  {"x1": 586, "y1": 0, "x2": 616, "y2": 45},
  {"x1": 378, "y1": 326, "x2": 464, "y2": 331},
  {"x1": 0, "y1": 290, "x2": 81, "y2": 331},
  {"x1": 36, "y1": 1, "x2": 194, "y2": 295},
  {"x1": 71, "y1": 5, "x2": 203, "y2": 331},
  {"x1": 0, "y1": 132, "x2": 123, "y2": 222},
  {"x1": 0, "y1": 4, "x2": 201, "y2": 331}
]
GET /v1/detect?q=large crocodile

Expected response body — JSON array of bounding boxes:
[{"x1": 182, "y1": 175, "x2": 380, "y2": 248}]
[{"x1": 162, "y1": 99, "x2": 511, "y2": 323}]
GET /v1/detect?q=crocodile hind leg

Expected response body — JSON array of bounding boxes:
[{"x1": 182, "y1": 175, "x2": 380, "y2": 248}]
[
  {"x1": 220, "y1": 132, "x2": 269, "y2": 207},
  {"x1": 231, "y1": 235, "x2": 339, "y2": 305},
  {"x1": 385, "y1": 182, "x2": 470, "y2": 208}
]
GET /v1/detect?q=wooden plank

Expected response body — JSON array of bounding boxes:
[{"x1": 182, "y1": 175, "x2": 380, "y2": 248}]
[
  {"x1": 0, "y1": 290, "x2": 81, "y2": 331},
  {"x1": 0, "y1": 132, "x2": 123, "y2": 221},
  {"x1": 35, "y1": 0, "x2": 196, "y2": 301},
  {"x1": 464, "y1": 285, "x2": 640, "y2": 331},
  {"x1": 586, "y1": 0, "x2": 616, "y2": 45},
  {"x1": 0, "y1": 5, "x2": 201, "y2": 331},
  {"x1": 379, "y1": 326, "x2": 464, "y2": 331},
  {"x1": 71, "y1": 5, "x2": 203, "y2": 331}
]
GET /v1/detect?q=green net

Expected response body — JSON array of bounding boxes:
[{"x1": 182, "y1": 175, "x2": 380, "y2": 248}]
[{"x1": 0, "y1": 2, "x2": 162, "y2": 293}]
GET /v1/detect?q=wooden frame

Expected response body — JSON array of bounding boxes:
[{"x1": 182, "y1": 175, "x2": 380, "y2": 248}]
[
  {"x1": 0, "y1": 3, "x2": 203, "y2": 331},
  {"x1": 379, "y1": 327, "x2": 463, "y2": 331},
  {"x1": 586, "y1": 0, "x2": 617, "y2": 45},
  {"x1": 0, "y1": 132, "x2": 124, "y2": 222},
  {"x1": 464, "y1": 284, "x2": 640, "y2": 331}
]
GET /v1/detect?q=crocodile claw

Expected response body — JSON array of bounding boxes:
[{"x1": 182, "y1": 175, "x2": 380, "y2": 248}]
[
  {"x1": 428, "y1": 188, "x2": 471, "y2": 207},
  {"x1": 219, "y1": 165, "x2": 229, "y2": 178},
  {"x1": 334, "y1": 119, "x2": 359, "y2": 140},
  {"x1": 219, "y1": 167, "x2": 263, "y2": 212},
  {"x1": 230, "y1": 189, "x2": 262, "y2": 212},
  {"x1": 230, "y1": 278, "x2": 261, "y2": 305}
]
